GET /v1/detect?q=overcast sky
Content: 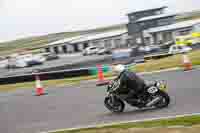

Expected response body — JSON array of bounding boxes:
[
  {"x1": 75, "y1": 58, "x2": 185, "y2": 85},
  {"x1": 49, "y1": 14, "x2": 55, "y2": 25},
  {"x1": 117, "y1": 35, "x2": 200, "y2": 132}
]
[{"x1": 0, "y1": 0, "x2": 200, "y2": 42}]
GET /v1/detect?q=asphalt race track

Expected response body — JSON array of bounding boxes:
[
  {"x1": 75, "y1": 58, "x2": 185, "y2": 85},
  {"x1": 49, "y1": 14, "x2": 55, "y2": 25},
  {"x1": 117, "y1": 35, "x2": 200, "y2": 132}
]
[{"x1": 1, "y1": 69, "x2": 200, "y2": 133}]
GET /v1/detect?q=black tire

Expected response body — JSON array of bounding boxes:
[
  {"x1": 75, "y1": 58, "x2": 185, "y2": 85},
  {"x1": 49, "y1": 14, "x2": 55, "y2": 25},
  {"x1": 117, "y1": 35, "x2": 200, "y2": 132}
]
[
  {"x1": 104, "y1": 97, "x2": 125, "y2": 113},
  {"x1": 155, "y1": 90, "x2": 170, "y2": 108}
]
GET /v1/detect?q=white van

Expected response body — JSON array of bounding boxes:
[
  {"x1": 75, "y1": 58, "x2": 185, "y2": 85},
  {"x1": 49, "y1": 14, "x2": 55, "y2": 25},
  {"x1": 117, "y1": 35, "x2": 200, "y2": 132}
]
[
  {"x1": 82, "y1": 46, "x2": 99, "y2": 56},
  {"x1": 32, "y1": 54, "x2": 46, "y2": 62},
  {"x1": 168, "y1": 45, "x2": 192, "y2": 55},
  {"x1": 8, "y1": 54, "x2": 45, "y2": 68}
]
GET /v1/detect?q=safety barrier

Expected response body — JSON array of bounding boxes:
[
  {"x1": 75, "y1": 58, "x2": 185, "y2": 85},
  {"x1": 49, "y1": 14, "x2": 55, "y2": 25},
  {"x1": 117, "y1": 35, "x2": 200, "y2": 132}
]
[
  {"x1": 0, "y1": 68, "x2": 90, "y2": 85},
  {"x1": 0, "y1": 62, "x2": 136, "y2": 85},
  {"x1": 0, "y1": 51, "x2": 173, "y2": 85},
  {"x1": 144, "y1": 52, "x2": 172, "y2": 60}
]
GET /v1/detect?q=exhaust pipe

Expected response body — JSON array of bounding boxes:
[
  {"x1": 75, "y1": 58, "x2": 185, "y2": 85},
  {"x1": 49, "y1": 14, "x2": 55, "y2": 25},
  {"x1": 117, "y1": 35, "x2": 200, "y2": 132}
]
[{"x1": 146, "y1": 97, "x2": 161, "y2": 107}]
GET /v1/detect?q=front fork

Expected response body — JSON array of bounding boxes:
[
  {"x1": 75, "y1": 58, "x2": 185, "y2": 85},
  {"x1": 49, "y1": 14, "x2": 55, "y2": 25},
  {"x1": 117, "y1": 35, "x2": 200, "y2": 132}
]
[{"x1": 107, "y1": 93, "x2": 116, "y2": 106}]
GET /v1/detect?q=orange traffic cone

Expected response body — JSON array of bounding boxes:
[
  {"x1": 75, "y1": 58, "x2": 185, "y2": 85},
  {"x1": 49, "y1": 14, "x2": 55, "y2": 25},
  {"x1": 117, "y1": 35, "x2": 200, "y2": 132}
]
[
  {"x1": 96, "y1": 64, "x2": 109, "y2": 86},
  {"x1": 182, "y1": 54, "x2": 192, "y2": 71},
  {"x1": 35, "y1": 74, "x2": 47, "y2": 96}
]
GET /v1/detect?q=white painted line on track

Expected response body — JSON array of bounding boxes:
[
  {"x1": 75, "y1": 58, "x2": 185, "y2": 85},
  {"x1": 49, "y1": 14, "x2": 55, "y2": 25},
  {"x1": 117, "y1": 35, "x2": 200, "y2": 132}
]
[{"x1": 138, "y1": 67, "x2": 180, "y2": 76}]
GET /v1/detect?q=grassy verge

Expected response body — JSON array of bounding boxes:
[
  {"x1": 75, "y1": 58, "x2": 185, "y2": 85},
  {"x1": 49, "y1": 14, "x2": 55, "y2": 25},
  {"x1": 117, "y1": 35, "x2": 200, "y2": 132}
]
[
  {"x1": 132, "y1": 50, "x2": 200, "y2": 72},
  {"x1": 51, "y1": 115, "x2": 200, "y2": 133}
]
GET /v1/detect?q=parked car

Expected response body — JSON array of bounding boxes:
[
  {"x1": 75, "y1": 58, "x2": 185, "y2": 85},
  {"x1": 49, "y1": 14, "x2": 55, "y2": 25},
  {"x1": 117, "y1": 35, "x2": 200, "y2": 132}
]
[
  {"x1": 8, "y1": 54, "x2": 44, "y2": 68},
  {"x1": 21, "y1": 54, "x2": 43, "y2": 66},
  {"x1": 38, "y1": 52, "x2": 59, "y2": 61},
  {"x1": 112, "y1": 48, "x2": 134, "y2": 64},
  {"x1": 27, "y1": 60, "x2": 43, "y2": 66},
  {"x1": 112, "y1": 49, "x2": 132, "y2": 59},
  {"x1": 168, "y1": 45, "x2": 192, "y2": 54},
  {"x1": 8, "y1": 56, "x2": 28, "y2": 68},
  {"x1": 0, "y1": 59, "x2": 8, "y2": 68},
  {"x1": 97, "y1": 47, "x2": 112, "y2": 55},
  {"x1": 32, "y1": 54, "x2": 46, "y2": 62},
  {"x1": 83, "y1": 46, "x2": 99, "y2": 56},
  {"x1": 138, "y1": 45, "x2": 160, "y2": 54}
]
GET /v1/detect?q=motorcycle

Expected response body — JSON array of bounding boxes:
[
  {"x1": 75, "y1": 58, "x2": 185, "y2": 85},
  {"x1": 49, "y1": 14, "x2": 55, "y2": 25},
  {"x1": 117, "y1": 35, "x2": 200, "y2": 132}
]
[{"x1": 104, "y1": 79, "x2": 170, "y2": 113}]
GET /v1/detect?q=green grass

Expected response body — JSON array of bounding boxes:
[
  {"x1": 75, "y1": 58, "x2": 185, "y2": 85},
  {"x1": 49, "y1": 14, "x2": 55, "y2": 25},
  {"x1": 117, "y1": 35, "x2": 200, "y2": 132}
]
[
  {"x1": 132, "y1": 50, "x2": 200, "y2": 72},
  {"x1": 0, "y1": 32, "x2": 81, "y2": 56},
  {"x1": 52, "y1": 115, "x2": 200, "y2": 133}
]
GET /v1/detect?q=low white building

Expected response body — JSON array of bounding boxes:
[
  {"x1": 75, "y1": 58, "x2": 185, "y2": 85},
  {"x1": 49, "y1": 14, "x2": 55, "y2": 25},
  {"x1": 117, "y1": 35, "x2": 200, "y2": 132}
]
[
  {"x1": 144, "y1": 19, "x2": 200, "y2": 45},
  {"x1": 43, "y1": 35, "x2": 85, "y2": 54},
  {"x1": 43, "y1": 29, "x2": 129, "y2": 54}
]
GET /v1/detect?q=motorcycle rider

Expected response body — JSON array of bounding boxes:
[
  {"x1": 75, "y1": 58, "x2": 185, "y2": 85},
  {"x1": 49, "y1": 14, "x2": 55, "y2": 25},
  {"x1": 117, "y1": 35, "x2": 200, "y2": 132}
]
[{"x1": 112, "y1": 64, "x2": 146, "y2": 106}]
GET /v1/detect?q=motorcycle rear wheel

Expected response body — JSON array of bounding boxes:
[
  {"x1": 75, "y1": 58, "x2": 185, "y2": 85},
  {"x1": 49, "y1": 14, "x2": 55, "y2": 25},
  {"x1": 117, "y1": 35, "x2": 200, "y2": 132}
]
[
  {"x1": 155, "y1": 90, "x2": 170, "y2": 108},
  {"x1": 104, "y1": 97, "x2": 125, "y2": 113}
]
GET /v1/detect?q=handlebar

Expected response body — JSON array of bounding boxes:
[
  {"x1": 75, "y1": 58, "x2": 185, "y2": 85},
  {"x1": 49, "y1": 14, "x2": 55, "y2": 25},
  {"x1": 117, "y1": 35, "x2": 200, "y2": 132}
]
[{"x1": 107, "y1": 79, "x2": 120, "y2": 92}]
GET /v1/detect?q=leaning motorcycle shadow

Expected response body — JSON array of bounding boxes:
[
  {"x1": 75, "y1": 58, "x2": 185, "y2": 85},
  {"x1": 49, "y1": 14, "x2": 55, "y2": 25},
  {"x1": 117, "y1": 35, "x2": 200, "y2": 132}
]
[{"x1": 103, "y1": 106, "x2": 169, "y2": 117}]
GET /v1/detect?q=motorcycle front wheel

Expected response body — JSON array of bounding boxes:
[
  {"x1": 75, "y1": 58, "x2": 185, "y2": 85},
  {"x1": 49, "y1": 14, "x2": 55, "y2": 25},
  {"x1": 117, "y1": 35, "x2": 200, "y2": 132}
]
[{"x1": 104, "y1": 96, "x2": 125, "y2": 113}]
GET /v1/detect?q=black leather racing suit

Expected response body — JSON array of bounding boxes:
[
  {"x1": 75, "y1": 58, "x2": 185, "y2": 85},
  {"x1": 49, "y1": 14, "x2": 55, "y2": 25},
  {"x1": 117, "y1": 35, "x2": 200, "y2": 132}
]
[{"x1": 116, "y1": 70, "x2": 146, "y2": 102}]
